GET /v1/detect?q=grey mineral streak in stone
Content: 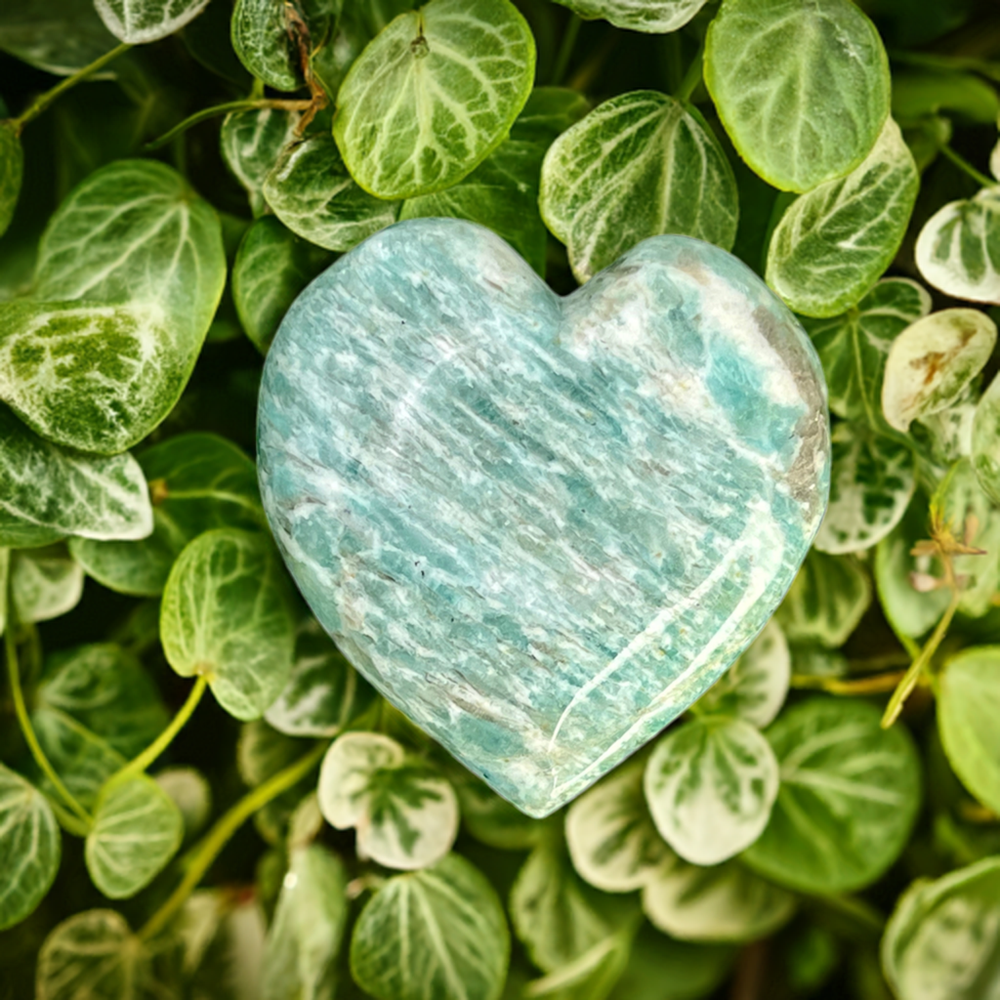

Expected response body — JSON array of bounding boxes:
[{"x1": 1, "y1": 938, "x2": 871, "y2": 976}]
[{"x1": 257, "y1": 218, "x2": 831, "y2": 817}]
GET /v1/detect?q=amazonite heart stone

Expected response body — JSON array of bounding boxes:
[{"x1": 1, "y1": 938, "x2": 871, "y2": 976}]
[{"x1": 258, "y1": 218, "x2": 830, "y2": 817}]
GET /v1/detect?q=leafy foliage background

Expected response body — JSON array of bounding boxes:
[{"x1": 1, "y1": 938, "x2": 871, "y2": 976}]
[{"x1": 1, "y1": 0, "x2": 1000, "y2": 998}]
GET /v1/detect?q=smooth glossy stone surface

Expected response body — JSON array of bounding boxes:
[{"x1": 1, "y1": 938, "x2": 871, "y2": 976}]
[{"x1": 258, "y1": 219, "x2": 830, "y2": 817}]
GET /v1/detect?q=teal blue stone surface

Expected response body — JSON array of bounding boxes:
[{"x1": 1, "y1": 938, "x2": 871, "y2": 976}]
[{"x1": 257, "y1": 219, "x2": 830, "y2": 817}]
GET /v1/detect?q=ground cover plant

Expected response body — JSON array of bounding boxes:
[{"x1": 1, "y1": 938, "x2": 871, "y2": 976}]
[{"x1": 1, "y1": 0, "x2": 1000, "y2": 997}]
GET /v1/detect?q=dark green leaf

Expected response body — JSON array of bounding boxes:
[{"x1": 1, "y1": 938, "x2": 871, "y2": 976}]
[
  {"x1": 0, "y1": 0, "x2": 118, "y2": 75},
  {"x1": 0, "y1": 121, "x2": 23, "y2": 240}
]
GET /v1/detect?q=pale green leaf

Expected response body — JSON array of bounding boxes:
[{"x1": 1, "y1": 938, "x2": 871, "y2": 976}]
[
  {"x1": 154, "y1": 766, "x2": 211, "y2": 841},
  {"x1": 0, "y1": 763, "x2": 60, "y2": 931},
  {"x1": 0, "y1": 120, "x2": 22, "y2": 240},
  {"x1": 333, "y1": 0, "x2": 536, "y2": 200},
  {"x1": 642, "y1": 855, "x2": 794, "y2": 944},
  {"x1": 221, "y1": 107, "x2": 299, "y2": 217},
  {"x1": 915, "y1": 186, "x2": 1000, "y2": 304},
  {"x1": 524, "y1": 926, "x2": 633, "y2": 1000},
  {"x1": 317, "y1": 732, "x2": 458, "y2": 870},
  {"x1": 264, "y1": 619, "x2": 377, "y2": 738},
  {"x1": 95, "y1": 0, "x2": 210, "y2": 43},
  {"x1": 696, "y1": 619, "x2": 790, "y2": 728},
  {"x1": 0, "y1": 406, "x2": 153, "y2": 548},
  {"x1": 744, "y1": 697, "x2": 922, "y2": 894},
  {"x1": 644, "y1": 716, "x2": 779, "y2": 866},
  {"x1": 160, "y1": 528, "x2": 297, "y2": 721},
  {"x1": 766, "y1": 118, "x2": 919, "y2": 318},
  {"x1": 938, "y1": 646, "x2": 1000, "y2": 815},
  {"x1": 565, "y1": 761, "x2": 669, "y2": 894},
  {"x1": 231, "y1": 0, "x2": 301, "y2": 91},
  {"x1": 511, "y1": 841, "x2": 610, "y2": 973},
  {"x1": 972, "y1": 370, "x2": 1000, "y2": 505},
  {"x1": 70, "y1": 432, "x2": 262, "y2": 596},
  {"x1": 704, "y1": 0, "x2": 890, "y2": 193},
  {"x1": 813, "y1": 422, "x2": 916, "y2": 555},
  {"x1": 86, "y1": 774, "x2": 183, "y2": 899},
  {"x1": 882, "y1": 309, "x2": 997, "y2": 432},
  {"x1": 804, "y1": 278, "x2": 931, "y2": 431},
  {"x1": 882, "y1": 856, "x2": 1000, "y2": 1000},
  {"x1": 0, "y1": 0, "x2": 117, "y2": 75},
  {"x1": 350, "y1": 853, "x2": 509, "y2": 1000},
  {"x1": 539, "y1": 90, "x2": 738, "y2": 284},
  {"x1": 776, "y1": 549, "x2": 872, "y2": 648},
  {"x1": 263, "y1": 132, "x2": 400, "y2": 252},
  {"x1": 10, "y1": 544, "x2": 84, "y2": 622},
  {"x1": 550, "y1": 0, "x2": 707, "y2": 33},
  {"x1": 261, "y1": 845, "x2": 348, "y2": 1000},
  {"x1": 232, "y1": 216, "x2": 333, "y2": 354}
]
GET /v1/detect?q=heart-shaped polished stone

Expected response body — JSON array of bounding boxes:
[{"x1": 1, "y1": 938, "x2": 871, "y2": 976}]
[{"x1": 257, "y1": 219, "x2": 830, "y2": 817}]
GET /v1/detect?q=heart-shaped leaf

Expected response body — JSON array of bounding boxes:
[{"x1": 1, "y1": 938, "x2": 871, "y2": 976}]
[
  {"x1": 0, "y1": 407, "x2": 152, "y2": 549},
  {"x1": 85, "y1": 774, "x2": 183, "y2": 899},
  {"x1": 551, "y1": 0, "x2": 708, "y2": 33},
  {"x1": 565, "y1": 761, "x2": 669, "y2": 893},
  {"x1": 882, "y1": 308, "x2": 997, "y2": 433},
  {"x1": 231, "y1": 0, "x2": 301, "y2": 92},
  {"x1": 743, "y1": 698, "x2": 921, "y2": 894},
  {"x1": 813, "y1": 422, "x2": 916, "y2": 555},
  {"x1": 644, "y1": 716, "x2": 780, "y2": 866},
  {"x1": 94, "y1": 0, "x2": 209, "y2": 43},
  {"x1": 10, "y1": 545, "x2": 84, "y2": 622},
  {"x1": 160, "y1": 528, "x2": 296, "y2": 721},
  {"x1": 915, "y1": 186, "x2": 1000, "y2": 304},
  {"x1": 333, "y1": 0, "x2": 536, "y2": 199},
  {"x1": 0, "y1": 120, "x2": 22, "y2": 239},
  {"x1": 765, "y1": 118, "x2": 918, "y2": 318},
  {"x1": 882, "y1": 857, "x2": 1000, "y2": 1000},
  {"x1": 317, "y1": 732, "x2": 458, "y2": 870},
  {"x1": 221, "y1": 107, "x2": 299, "y2": 217},
  {"x1": 0, "y1": 764, "x2": 60, "y2": 931},
  {"x1": 705, "y1": 0, "x2": 890, "y2": 192},
  {"x1": 350, "y1": 854, "x2": 509, "y2": 1000},
  {"x1": 540, "y1": 90, "x2": 738, "y2": 284}
]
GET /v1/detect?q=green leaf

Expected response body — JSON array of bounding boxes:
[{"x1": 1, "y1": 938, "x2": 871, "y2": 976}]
[
  {"x1": 261, "y1": 844, "x2": 348, "y2": 1000},
  {"x1": 160, "y1": 528, "x2": 297, "y2": 721},
  {"x1": 0, "y1": 120, "x2": 23, "y2": 240},
  {"x1": 743, "y1": 697, "x2": 922, "y2": 894},
  {"x1": 0, "y1": 763, "x2": 60, "y2": 931},
  {"x1": 449, "y1": 767, "x2": 550, "y2": 850},
  {"x1": 154, "y1": 766, "x2": 211, "y2": 841},
  {"x1": 893, "y1": 70, "x2": 1000, "y2": 126},
  {"x1": 524, "y1": 926, "x2": 633, "y2": 1000},
  {"x1": 881, "y1": 856, "x2": 1000, "y2": 1000},
  {"x1": 803, "y1": 277, "x2": 931, "y2": 431},
  {"x1": 264, "y1": 619, "x2": 377, "y2": 738},
  {"x1": 0, "y1": 0, "x2": 118, "y2": 75},
  {"x1": 914, "y1": 186, "x2": 1000, "y2": 303},
  {"x1": 881, "y1": 308, "x2": 997, "y2": 433},
  {"x1": 70, "y1": 432, "x2": 262, "y2": 596},
  {"x1": 813, "y1": 422, "x2": 916, "y2": 555},
  {"x1": 0, "y1": 160, "x2": 226, "y2": 454},
  {"x1": 95, "y1": 0, "x2": 210, "y2": 43},
  {"x1": 644, "y1": 716, "x2": 779, "y2": 866},
  {"x1": 36, "y1": 909, "x2": 167, "y2": 1000},
  {"x1": 10, "y1": 544, "x2": 84, "y2": 622},
  {"x1": 221, "y1": 107, "x2": 299, "y2": 217},
  {"x1": 231, "y1": 0, "x2": 301, "y2": 92},
  {"x1": 0, "y1": 406, "x2": 153, "y2": 548},
  {"x1": 704, "y1": 0, "x2": 890, "y2": 193},
  {"x1": 696, "y1": 619, "x2": 790, "y2": 728},
  {"x1": 765, "y1": 118, "x2": 919, "y2": 318},
  {"x1": 565, "y1": 760, "x2": 669, "y2": 894},
  {"x1": 333, "y1": 0, "x2": 536, "y2": 200},
  {"x1": 85, "y1": 774, "x2": 183, "y2": 899},
  {"x1": 232, "y1": 217, "x2": 333, "y2": 354},
  {"x1": 775, "y1": 549, "x2": 872, "y2": 648},
  {"x1": 511, "y1": 840, "x2": 610, "y2": 973},
  {"x1": 317, "y1": 732, "x2": 459, "y2": 870},
  {"x1": 539, "y1": 91, "x2": 738, "y2": 284},
  {"x1": 972, "y1": 371, "x2": 1000, "y2": 504},
  {"x1": 263, "y1": 132, "x2": 400, "y2": 252},
  {"x1": 350, "y1": 853, "x2": 509, "y2": 1000},
  {"x1": 549, "y1": 0, "x2": 708, "y2": 34},
  {"x1": 512, "y1": 87, "x2": 591, "y2": 145},
  {"x1": 937, "y1": 646, "x2": 1000, "y2": 815},
  {"x1": 642, "y1": 855, "x2": 794, "y2": 944}
]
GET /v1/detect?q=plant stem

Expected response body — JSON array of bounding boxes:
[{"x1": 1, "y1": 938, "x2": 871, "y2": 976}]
[
  {"x1": 940, "y1": 144, "x2": 996, "y2": 188},
  {"x1": 791, "y1": 670, "x2": 907, "y2": 696},
  {"x1": 5, "y1": 614, "x2": 92, "y2": 827},
  {"x1": 144, "y1": 98, "x2": 313, "y2": 151},
  {"x1": 48, "y1": 799, "x2": 91, "y2": 837},
  {"x1": 552, "y1": 15, "x2": 582, "y2": 87},
  {"x1": 882, "y1": 587, "x2": 960, "y2": 728},
  {"x1": 675, "y1": 45, "x2": 704, "y2": 103},
  {"x1": 139, "y1": 741, "x2": 327, "y2": 942},
  {"x1": 13, "y1": 43, "x2": 131, "y2": 133},
  {"x1": 116, "y1": 676, "x2": 207, "y2": 781}
]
